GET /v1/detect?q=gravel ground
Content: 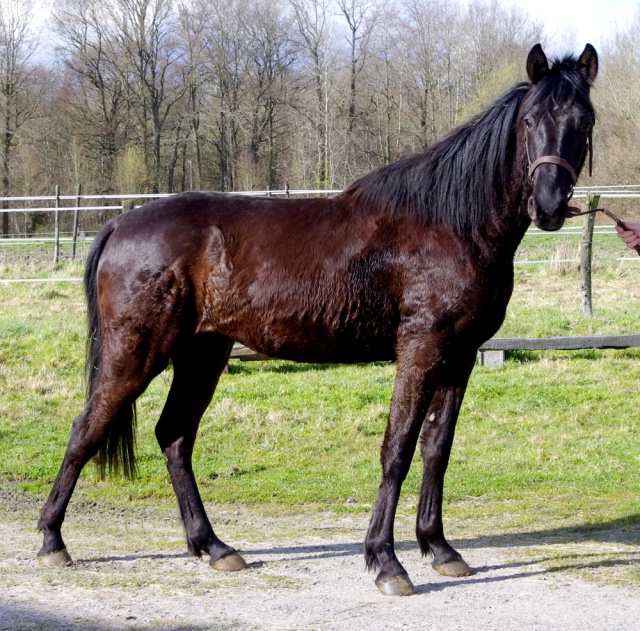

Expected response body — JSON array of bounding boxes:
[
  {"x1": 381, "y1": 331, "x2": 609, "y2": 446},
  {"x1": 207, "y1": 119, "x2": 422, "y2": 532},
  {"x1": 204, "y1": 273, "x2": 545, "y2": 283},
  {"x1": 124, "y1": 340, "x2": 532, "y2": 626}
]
[{"x1": 1, "y1": 485, "x2": 639, "y2": 631}]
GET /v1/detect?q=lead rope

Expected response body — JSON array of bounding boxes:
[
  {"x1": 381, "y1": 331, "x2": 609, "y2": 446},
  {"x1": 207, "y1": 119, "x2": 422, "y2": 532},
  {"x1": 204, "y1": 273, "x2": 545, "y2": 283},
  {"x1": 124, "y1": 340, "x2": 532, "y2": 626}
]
[
  {"x1": 568, "y1": 206, "x2": 640, "y2": 256},
  {"x1": 525, "y1": 124, "x2": 636, "y2": 254}
]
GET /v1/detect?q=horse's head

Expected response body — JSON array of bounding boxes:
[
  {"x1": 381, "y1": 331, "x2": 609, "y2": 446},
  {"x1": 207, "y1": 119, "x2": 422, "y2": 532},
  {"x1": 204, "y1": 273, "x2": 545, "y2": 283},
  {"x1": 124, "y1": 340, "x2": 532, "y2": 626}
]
[{"x1": 520, "y1": 43, "x2": 598, "y2": 231}]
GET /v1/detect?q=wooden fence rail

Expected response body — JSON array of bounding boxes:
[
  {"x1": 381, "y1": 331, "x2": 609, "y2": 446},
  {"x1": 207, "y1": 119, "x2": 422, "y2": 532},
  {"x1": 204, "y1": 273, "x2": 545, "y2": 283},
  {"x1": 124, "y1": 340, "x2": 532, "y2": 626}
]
[
  {"x1": 477, "y1": 333, "x2": 640, "y2": 367},
  {"x1": 231, "y1": 334, "x2": 640, "y2": 368}
]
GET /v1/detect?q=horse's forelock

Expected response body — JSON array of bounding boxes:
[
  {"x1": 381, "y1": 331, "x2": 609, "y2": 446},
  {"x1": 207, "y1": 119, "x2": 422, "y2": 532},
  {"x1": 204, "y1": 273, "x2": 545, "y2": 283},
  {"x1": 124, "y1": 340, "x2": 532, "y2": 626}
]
[{"x1": 528, "y1": 54, "x2": 595, "y2": 111}]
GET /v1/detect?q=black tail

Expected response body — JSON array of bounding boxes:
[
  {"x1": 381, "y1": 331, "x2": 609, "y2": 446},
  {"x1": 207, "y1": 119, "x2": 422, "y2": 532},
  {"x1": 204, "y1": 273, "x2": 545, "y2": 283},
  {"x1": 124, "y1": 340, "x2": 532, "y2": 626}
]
[{"x1": 84, "y1": 221, "x2": 137, "y2": 479}]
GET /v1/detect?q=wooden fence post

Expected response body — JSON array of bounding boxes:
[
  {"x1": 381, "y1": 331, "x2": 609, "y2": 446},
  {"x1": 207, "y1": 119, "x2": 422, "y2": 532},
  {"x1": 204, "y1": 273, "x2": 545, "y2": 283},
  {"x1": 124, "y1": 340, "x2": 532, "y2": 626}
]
[
  {"x1": 71, "y1": 183, "x2": 81, "y2": 260},
  {"x1": 53, "y1": 185, "x2": 60, "y2": 265},
  {"x1": 580, "y1": 194, "x2": 600, "y2": 318}
]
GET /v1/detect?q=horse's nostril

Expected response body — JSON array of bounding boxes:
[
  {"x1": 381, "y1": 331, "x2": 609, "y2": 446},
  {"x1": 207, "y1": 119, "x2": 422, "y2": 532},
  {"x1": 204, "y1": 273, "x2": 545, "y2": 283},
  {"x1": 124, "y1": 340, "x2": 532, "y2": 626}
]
[{"x1": 527, "y1": 196, "x2": 538, "y2": 222}]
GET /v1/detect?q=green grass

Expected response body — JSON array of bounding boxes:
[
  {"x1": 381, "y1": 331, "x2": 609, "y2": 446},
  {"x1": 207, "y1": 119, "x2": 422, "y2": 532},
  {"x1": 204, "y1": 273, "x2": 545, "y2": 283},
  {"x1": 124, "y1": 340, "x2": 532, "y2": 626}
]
[
  {"x1": 3, "y1": 223, "x2": 639, "y2": 594},
  {"x1": 0, "y1": 258, "x2": 85, "y2": 280},
  {"x1": 0, "y1": 262, "x2": 639, "y2": 536}
]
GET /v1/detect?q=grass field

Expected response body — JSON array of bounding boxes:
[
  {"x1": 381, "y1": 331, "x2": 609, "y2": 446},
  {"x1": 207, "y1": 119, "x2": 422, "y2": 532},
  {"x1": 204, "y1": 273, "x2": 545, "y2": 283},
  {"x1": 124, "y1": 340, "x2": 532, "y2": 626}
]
[{"x1": 1, "y1": 240, "x2": 639, "y2": 585}]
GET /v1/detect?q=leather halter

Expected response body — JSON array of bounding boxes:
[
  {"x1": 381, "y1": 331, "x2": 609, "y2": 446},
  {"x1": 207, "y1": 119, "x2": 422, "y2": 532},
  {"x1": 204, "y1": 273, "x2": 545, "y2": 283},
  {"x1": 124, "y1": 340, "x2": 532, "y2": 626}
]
[
  {"x1": 524, "y1": 125, "x2": 593, "y2": 194},
  {"x1": 529, "y1": 154, "x2": 577, "y2": 184}
]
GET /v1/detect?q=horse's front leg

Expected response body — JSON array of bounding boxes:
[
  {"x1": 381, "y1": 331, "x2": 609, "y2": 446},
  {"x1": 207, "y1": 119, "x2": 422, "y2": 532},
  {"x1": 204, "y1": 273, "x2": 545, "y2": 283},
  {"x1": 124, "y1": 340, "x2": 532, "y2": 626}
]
[
  {"x1": 416, "y1": 354, "x2": 476, "y2": 577},
  {"x1": 365, "y1": 354, "x2": 437, "y2": 596}
]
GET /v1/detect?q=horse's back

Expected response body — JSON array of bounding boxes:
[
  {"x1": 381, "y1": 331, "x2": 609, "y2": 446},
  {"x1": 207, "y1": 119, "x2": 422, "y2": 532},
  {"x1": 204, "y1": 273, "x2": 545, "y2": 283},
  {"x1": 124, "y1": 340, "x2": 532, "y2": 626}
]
[
  {"x1": 94, "y1": 190, "x2": 512, "y2": 365},
  {"x1": 94, "y1": 192, "x2": 401, "y2": 363}
]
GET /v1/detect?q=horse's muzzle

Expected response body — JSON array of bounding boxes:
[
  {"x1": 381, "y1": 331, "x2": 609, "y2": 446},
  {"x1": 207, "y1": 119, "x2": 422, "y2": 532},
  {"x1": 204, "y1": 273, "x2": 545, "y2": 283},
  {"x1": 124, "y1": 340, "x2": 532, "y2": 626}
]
[{"x1": 527, "y1": 195, "x2": 568, "y2": 231}]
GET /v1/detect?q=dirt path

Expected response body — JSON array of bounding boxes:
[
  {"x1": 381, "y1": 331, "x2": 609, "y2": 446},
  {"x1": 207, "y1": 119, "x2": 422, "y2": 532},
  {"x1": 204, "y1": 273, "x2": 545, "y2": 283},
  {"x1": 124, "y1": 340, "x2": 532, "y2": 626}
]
[{"x1": 1, "y1": 486, "x2": 639, "y2": 630}]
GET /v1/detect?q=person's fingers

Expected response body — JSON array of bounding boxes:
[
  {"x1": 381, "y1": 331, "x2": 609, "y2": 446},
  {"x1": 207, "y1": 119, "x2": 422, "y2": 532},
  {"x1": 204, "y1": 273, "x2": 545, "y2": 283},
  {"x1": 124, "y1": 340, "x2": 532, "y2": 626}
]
[{"x1": 615, "y1": 225, "x2": 640, "y2": 248}]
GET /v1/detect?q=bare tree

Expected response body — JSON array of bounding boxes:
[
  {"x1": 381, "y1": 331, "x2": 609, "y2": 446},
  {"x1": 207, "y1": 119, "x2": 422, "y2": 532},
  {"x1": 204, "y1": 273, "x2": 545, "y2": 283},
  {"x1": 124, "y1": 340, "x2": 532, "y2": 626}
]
[
  {"x1": 400, "y1": 0, "x2": 463, "y2": 148},
  {"x1": 53, "y1": 0, "x2": 129, "y2": 192},
  {"x1": 108, "y1": 0, "x2": 188, "y2": 193},
  {"x1": 0, "y1": 0, "x2": 622, "y2": 200},
  {"x1": 0, "y1": 0, "x2": 39, "y2": 235},
  {"x1": 336, "y1": 0, "x2": 378, "y2": 133},
  {"x1": 289, "y1": 0, "x2": 337, "y2": 188},
  {"x1": 597, "y1": 8, "x2": 640, "y2": 184},
  {"x1": 363, "y1": 12, "x2": 408, "y2": 166},
  {"x1": 177, "y1": 0, "x2": 209, "y2": 190},
  {"x1": 243, "y1": 0, "x2": 297, "y2": 189},
  {"x1": 196, "y1": 0, "x2": 250, "y2": 191},
  {"x1": 465, "y1": 0, "x2": 542, "y2": 87}
]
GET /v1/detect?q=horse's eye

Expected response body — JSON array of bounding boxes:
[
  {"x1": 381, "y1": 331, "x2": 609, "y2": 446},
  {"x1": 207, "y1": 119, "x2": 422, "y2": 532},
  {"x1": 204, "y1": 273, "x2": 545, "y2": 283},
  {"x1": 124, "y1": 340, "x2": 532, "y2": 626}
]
[
  {"x1": 524, "y1": 117, "x2": 532, "y2": 128},
  {"x1": 580, "y1": 117, "x2": 594, "y2": 131}
]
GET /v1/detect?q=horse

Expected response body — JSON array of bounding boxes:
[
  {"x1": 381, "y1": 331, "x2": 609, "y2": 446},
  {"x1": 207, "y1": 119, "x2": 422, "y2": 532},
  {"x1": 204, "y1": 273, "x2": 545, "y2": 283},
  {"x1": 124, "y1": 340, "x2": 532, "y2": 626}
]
[{"x1": 37, "y1": 43, "x2": 598, "y2": 596}]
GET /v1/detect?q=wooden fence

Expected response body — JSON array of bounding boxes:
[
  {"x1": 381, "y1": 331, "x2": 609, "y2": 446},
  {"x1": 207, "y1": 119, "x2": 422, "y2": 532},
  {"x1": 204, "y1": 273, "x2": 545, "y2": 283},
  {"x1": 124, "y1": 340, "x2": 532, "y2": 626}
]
[
  {"x1": 3, "y1": 185, "x2": 640, "y2": 367},
  {"x1": 231, "y1": 334, "x2": 640, "y2": 369},
  {"x1": 477, "y1": 333, "x2": 640, "y2": 367}
]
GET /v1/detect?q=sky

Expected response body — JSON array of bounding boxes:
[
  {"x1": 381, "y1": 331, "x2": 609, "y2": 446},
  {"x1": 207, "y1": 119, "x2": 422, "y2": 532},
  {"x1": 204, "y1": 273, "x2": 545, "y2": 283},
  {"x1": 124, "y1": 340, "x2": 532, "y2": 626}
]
[
  {"x1": 32, "y1": 0, "x2": 639, "y2": 59},
  {"x1": 505, "y1": 0, "x2": 639, "y2": 54}
]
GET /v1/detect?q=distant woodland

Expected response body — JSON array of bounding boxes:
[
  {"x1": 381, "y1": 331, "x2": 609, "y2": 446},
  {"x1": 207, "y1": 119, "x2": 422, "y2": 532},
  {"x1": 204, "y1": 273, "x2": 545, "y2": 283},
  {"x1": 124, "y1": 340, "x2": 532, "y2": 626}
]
[{"x1": 1, "y1": 0, "x2": 639, "y2": 207}]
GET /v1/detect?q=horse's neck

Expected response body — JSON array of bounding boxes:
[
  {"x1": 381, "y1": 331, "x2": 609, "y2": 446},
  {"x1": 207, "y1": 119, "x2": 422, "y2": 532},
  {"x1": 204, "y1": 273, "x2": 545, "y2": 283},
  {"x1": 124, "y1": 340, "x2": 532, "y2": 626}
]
[{"x1": 473, "y1": 183, "x2": 532, "y2": 264}]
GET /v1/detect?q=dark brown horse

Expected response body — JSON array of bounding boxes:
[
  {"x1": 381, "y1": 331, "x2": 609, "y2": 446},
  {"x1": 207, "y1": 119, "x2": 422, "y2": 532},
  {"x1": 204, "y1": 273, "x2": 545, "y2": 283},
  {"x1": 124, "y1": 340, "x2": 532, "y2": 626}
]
[{"x1": 38, "y1": 44, "x2": 598, "y2": 595}]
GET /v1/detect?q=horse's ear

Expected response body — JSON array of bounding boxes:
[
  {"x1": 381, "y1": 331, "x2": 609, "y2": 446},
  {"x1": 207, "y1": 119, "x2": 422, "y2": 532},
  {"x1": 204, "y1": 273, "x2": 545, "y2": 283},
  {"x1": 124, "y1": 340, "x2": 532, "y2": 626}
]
[
  {"x1": 578, "y1": 43, "x2": 598, "y2": 85},
  {"x1": 526, "y1": 44, "x2": 548, "y2": 84}
]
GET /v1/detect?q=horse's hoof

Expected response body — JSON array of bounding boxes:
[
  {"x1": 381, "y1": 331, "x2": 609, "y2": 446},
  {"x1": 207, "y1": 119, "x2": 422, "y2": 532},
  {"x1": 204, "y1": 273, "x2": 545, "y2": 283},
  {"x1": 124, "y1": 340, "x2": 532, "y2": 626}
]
[
  {"x1": 37, "y1": 548, "x2": 72, "y2": 568},
  {"x1": 375, "y1": 573, "x2": 417, "y2": 596},
  {"x1": 210, "y1": 552, "x2": 248, "y2": 571},
  {"x1": 433, "y1": 558, "x2": 475, "y2": 577}
]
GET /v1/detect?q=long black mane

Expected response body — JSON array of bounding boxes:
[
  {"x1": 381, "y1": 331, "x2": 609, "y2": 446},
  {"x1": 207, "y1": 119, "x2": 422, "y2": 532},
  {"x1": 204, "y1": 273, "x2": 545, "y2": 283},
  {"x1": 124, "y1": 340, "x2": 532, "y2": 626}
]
[
  {"x1": 342, "y1": 83, "x2": 527, "y2": 235},
  {"x1": 342, "y1": 54, "x2": 593, "y2": 236}
]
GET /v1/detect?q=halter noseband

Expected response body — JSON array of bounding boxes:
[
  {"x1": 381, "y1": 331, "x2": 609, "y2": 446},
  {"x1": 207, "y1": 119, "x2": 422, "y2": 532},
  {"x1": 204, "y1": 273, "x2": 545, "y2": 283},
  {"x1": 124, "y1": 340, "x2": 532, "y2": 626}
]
[
  {"x1": 524, "y1": 125, "x2": 593, "y2": 195},
  {"x1": 528, "y1": 154, "x2": 577, "y2": 184}
]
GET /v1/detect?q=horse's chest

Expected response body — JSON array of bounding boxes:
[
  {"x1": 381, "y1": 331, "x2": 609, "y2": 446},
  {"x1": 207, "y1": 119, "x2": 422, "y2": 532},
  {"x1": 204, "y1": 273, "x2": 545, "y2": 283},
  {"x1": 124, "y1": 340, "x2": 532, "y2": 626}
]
[
  {"x1": 401, "y1": 262, "x2": 513, "y2": 343},
  {"x1": 452, "y1": 273, "x2": 514, "y2": 343}
]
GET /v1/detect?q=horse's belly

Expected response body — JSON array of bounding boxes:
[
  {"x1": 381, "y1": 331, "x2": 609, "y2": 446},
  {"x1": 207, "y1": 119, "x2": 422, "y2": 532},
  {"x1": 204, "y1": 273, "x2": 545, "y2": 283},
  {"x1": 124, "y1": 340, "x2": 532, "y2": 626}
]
[
  {"x1": 212, "y1": 297, "x2": 398, "y2": 364},
  {"x1": 254, "y1": 331, "x2": 396, "y2": 364}
]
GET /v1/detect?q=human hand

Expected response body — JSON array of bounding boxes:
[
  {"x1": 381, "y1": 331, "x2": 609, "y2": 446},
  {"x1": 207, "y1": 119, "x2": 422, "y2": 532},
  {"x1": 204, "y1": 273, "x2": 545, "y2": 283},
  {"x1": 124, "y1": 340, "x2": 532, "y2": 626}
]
[{"x1": 615, "y1": 222, "x2": 640, "y2": 249}]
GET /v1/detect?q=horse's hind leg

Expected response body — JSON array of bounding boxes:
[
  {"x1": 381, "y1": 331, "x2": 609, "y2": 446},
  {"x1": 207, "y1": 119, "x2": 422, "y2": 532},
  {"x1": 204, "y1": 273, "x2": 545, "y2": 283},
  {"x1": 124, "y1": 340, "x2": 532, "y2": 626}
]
[
  {"x1": 416, "y1": 354, "x2": 476, "y2": 577},
  {"x1": 37, "y1": 365, "x2": 160, "y2": 567},
  {"x1": 154, "y1": 333, "x2": 246, "y2": 570}
]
